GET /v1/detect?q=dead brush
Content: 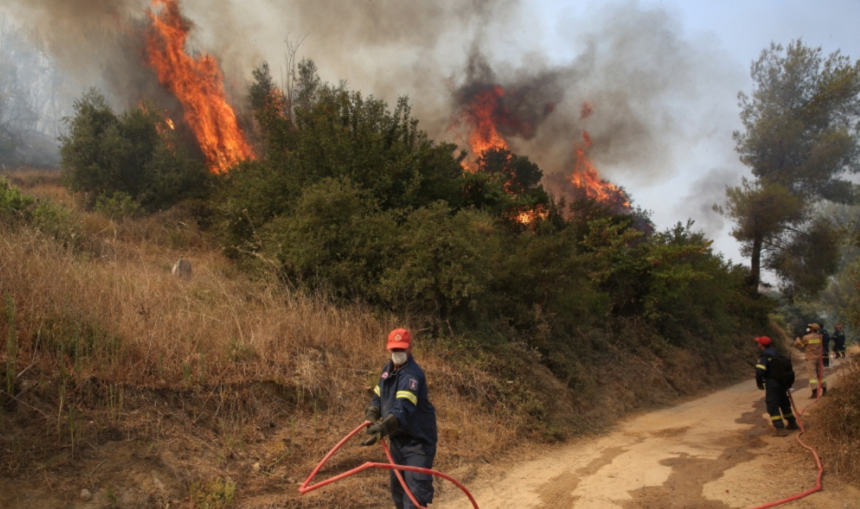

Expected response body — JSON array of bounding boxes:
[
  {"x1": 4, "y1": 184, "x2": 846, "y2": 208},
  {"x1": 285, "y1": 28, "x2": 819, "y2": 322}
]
[
  {"x1": 803, "y1": 356, "x2": 860, "y2": 485},
  {"x1": 0, "y1": 181, "x2": 534, "y2": 506}
]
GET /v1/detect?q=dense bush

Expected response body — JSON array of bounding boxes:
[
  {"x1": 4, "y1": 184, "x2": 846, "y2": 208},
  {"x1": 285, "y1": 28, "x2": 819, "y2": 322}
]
[
  {"x1": 205, "y1": 60, "x2": 772, "y2": 387},
  {"x1": 51, "y1": 60, "x2": 770, "y2": 386},
  {"x1": 59, "y1": 89, "x2": 210, "y2": 213}
]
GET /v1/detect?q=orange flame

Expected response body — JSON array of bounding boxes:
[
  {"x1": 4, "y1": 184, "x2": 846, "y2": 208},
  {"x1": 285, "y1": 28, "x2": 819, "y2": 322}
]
[
  {"x1": 457, "y1": 85, "x2": 510, "y2": 171},
  {"x1": 145, "y1": 0, "x2": 253, "y2": 174},
  {"x1": 569, "y1": 130, "x2": 630, "y2": 209},
  {"x1": 467, "y1": 86, "x2": 509, "y2": 156}
]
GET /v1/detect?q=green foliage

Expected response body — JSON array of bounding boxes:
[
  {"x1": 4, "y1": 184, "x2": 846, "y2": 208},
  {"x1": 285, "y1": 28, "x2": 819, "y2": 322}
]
[
  {"x1": 190, "y1": 477, "x2": 236, "y2": 509},
  {"x1": 378, "y1": 203, "x2": 499, "y2": 318},
  {"x1": 263, "y1": 176, "x2": 399, "y2": 298},
  {"x1": 94, "y1": 191, "x2": 142, "y2": 220},
  {"x1": 461, "y1": 148, "x2": 550, "y2": 228},
  {"x1": 0, "y1": 176, "x2": 34, "y2": 222},
  {"x1": 209, "y1": 58, "x2": 772, "y2": 385},
  {"x1": 735, "y1": 41, "x2": 860, "y2": 200},
  {"x1": 60, "y1": 89, "x2": 210, "y2": 213},
  {"x1": 722, "y1": 40, "x2": 860, "y2": 295},
  {"x1": 0, "y1": 176, "x2": 77, "y2": 243}
]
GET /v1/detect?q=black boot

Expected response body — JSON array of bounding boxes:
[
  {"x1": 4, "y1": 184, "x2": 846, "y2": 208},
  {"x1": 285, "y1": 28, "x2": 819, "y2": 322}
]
[
  {"x1": 786, "y1": 419, "x2": 799, "y2": 430},
  {"x1": 822, "y1": 386, "x2": 827, "y2": 396},
  {"x1": 810, "y1": 389, "x2": 818, "y2": 399}
]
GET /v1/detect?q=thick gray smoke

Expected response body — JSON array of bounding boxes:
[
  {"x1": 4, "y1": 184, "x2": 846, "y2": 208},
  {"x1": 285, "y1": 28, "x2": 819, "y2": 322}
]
[
  {"x1": 0, "y1": 0, "x2": 744, "y2": 196},
  {"x1": 677, "y1": 167, "x2": 742, "y2": 236},
  {"x1": 0, "y1": 0, "x2": 155, "y2": 108}
]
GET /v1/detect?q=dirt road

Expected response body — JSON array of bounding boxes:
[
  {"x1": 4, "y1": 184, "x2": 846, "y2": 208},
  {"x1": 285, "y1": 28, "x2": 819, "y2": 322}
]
[{"x1": 440, "y1": 356, "x2": 859, "y2": 509}]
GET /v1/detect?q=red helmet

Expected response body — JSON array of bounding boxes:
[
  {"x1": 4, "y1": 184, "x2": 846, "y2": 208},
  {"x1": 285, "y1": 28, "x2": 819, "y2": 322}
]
[
  {"x1": 754, "y1": 336, "x2": 772, "y2": 347},
  {"x1": 387, "y1": 328, "x2": 411, "y2": 350}
]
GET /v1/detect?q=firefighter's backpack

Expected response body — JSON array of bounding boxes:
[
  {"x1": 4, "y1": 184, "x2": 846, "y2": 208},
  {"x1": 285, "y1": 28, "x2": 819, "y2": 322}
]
[{"x1": 768, "y1": 354, "x2": 796, "y2": 387}]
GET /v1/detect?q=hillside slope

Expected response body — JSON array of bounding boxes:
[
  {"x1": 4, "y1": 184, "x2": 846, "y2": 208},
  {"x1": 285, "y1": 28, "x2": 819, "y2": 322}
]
[{"x1": 0, "y1": 171, "x2": 776, "y2": 508}]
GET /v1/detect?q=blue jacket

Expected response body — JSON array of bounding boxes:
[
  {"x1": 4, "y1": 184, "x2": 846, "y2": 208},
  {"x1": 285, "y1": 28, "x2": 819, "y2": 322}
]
[
  {"x1": 833, "y1": 330, "x2": 846, "y2": 348},
  {"x1": 371, "y1": 355, "x2": 438, "y2": 452},
  {"x1": 756, "y1": 347, "x2": 783, "y2": 388}
]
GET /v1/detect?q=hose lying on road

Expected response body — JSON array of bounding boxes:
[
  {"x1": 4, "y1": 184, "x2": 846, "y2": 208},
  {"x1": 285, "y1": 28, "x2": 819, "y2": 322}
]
[
  {"x1": 749, "y1": 355, "x2": 826, "y2": 509},
  {"x1": 299, "y1": 421, "x2": 480, "y2": 509}
]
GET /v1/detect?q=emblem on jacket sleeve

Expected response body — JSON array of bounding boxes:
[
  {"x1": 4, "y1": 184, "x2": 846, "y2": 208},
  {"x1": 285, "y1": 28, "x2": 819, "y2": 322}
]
[
  {"x1": 409, "y1": 378, "x2": 418, "y2": 391},
  {"x1": 381, "y1": 372, "x2": 389, "y2": 379}
]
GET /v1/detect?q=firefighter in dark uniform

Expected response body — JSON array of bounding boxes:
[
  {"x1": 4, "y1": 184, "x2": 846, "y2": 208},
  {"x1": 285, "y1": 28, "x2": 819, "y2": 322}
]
[
  {"x1": 833, "y1": 324, "x2": 847, "y2": 359},
  {"x1": 362, "y1": 328, "x2": 437, "y2": 509},
  {"x1": 754, "y1": 336, "x2": 799, "y2": 437},
  {"x1": 820, "y1": 323, "x2": 832, "y2": 367}
]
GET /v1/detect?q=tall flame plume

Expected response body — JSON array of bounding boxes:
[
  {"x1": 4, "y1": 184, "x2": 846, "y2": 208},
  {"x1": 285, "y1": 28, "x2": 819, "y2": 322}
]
[
  {"x1": 145, "y1": 0, "x2": 253, "y2": 174},
  {"x1": 464, "y1": 85, "x2": 509, "y2": 164},
  {"x1": 569, "y1": 130, "x2": 630, "y2": 209}
]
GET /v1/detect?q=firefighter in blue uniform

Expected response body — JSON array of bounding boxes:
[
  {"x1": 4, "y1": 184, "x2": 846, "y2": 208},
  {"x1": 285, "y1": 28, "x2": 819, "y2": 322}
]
[
  {"x1": 362, "y1": 328, "x2": 438, "y2": 509},
  {"x1": 833, "y1": 324, "x2": 847, "y2": 359},
  {"x1": 754, "y1": 336, "x2": 799, "y2": 437}
]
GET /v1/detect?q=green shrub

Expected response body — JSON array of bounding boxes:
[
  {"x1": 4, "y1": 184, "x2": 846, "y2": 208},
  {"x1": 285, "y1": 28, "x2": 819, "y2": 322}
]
[
  {"x1": 0, "y1": 177, "x2": 78, "y2": 244},
  {"x1": 94, "y1": 191, "x2": 142, "y2": 220},
  {"x1": 263, "y1": 176, "x2": 400, "y2": 297},
  {"x1": 0, "y1": 177, "x2": 34, "y2": 223},
  {"x1": 60, "y1": 89, "x2": 210, "y2": 213},
  {"x1": 378, "y1": 203, "x2": 498, "y2": 319}
]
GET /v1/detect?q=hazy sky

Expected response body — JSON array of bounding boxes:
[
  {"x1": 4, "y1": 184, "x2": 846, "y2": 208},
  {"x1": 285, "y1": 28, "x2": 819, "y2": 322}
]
[
  {"x1": 3, "y1": 0, "x2": 859, "y2": 272},
  {"x1": 532, "y1": 0, "x2": 860, "y2": 266}
]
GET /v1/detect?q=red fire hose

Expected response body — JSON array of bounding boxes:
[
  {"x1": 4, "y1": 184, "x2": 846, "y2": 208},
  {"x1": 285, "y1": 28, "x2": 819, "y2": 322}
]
[
  {"x1": 748, "y1": 355, "x2": 826, "y2": 509},
  {"x1": 299, "y1": 421, "x2": 480, "y2": 509}
]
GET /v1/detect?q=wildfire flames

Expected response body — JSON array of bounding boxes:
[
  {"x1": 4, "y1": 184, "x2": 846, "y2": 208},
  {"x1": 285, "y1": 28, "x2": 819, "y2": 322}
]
[
  {"x1": 569, "y1": 130, "x2": 630, "y2": 209},
  {"x1": 145, "y1": 0, "x2": 253, "y2": 174},
  {"x1": 458, "y1": 89, "x2": 630, "y2": 215},
  {"x1": 462, "y1": 85, "x2": 510, "y2": 165}
]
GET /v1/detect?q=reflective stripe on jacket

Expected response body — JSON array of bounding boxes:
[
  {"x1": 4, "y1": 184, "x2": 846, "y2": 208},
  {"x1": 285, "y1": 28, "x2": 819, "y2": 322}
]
[
  {"x1": 755, "y1": 347, "x2": 783, "y2": 388},
  {"x1": 795, "y1": 332, "x2": 823, "y2": 360},
  {"x1": 371, "y1": 355, "x2": 438, "y2": 452}
]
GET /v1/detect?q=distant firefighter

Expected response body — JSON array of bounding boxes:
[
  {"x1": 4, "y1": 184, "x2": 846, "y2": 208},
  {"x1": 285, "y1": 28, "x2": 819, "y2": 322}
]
[
  {"x1": 794, "y1": 323, "x2": 826, "y2": 398},
  {"x1": 833, "y1": 324, "x2": 847, "y2": 359}
]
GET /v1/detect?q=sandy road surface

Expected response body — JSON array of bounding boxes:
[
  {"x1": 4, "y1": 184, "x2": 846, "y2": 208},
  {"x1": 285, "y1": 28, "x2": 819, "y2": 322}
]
[{"x1": 439, "y1": 356, "x2": 859, "y2": 509}]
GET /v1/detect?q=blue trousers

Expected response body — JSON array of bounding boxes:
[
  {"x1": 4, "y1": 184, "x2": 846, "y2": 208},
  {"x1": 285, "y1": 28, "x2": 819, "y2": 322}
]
[
  {"x1": 765, "y1": 383, "x2": 795, "y2": 429},
  {"x1": 388, "y1": 438, "x2": 435, "y2": 509}
]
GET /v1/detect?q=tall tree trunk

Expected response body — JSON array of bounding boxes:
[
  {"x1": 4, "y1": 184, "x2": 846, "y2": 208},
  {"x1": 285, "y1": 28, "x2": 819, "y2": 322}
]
[{"x1": 748, "y1": 232, "x2": 763, "y2": 293}]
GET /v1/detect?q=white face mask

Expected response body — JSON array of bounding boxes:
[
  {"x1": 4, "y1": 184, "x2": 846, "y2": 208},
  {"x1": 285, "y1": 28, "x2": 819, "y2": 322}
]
[{"x1": 391, "y1": 352, "x2": 408, "y2": 366}]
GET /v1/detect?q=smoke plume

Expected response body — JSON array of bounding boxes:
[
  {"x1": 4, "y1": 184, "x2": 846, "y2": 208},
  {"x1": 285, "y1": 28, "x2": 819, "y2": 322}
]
[{"x1": 0, "y1": 0, "x2": 744, "y2": 193}]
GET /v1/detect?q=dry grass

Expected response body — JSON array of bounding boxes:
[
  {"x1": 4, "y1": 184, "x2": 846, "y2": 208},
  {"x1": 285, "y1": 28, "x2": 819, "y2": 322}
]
[
  {"x1": 802, "y1": 356, "x2": 860, "y2": 486},
  {"x1": 0, "y1": 170, "x2": 766, "y2": 507},
  {"x1": 0, "y1": 173, "x2": 531, "y2": 507}
]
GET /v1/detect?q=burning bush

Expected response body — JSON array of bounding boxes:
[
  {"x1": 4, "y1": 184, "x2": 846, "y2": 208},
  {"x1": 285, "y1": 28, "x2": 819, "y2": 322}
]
[
  {"x1": 211, "y1": 60, "x2": 767, "y2": 358},
  {"x1": 59, "y1": 90, "x2": 210, "y2": 213}
]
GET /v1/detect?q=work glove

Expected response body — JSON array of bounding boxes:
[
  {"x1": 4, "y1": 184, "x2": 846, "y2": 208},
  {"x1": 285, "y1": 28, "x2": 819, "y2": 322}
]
[
  {"x1": 361, "y1": 414, "x2": 399, "y2": 446},
  {"x1": 364, "y1": 405, "x2": 381, "y2": 424},
  {"x1": 756, "y1": 380, "x2": 764, "y2": 391}
]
